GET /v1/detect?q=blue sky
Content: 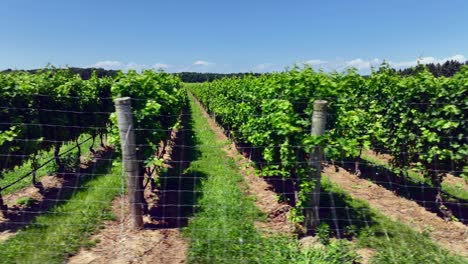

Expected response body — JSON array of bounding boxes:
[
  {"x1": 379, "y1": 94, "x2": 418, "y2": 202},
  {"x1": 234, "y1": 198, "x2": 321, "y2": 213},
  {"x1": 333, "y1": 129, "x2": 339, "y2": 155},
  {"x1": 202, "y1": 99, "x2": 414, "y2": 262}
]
[{"x1": 1, "y1": 0, "x2": 467, "y2": 73}]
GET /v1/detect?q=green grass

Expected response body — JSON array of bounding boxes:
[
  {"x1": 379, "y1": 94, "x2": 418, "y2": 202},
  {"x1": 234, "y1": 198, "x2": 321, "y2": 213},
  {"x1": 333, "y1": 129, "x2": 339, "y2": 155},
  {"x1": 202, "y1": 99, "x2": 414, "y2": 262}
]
[
  {"x1": 320, "y1": 176, "x2": 468, "y2": 264},
  {"x1": 0, "y1": 160, "x2": 122, "y2": 264},
  {"x1": 184, "y1": 96, "x2": 359, "y2": 263},
  {"x1": 0, "y1": 134, "x2": 102, "y2": 195},
  {"x1": 443, "y1": 184, "x2": 468, "y2": 201},
  {"x1": 361, "y1": 152, "x2": 468, "y2": 201}
]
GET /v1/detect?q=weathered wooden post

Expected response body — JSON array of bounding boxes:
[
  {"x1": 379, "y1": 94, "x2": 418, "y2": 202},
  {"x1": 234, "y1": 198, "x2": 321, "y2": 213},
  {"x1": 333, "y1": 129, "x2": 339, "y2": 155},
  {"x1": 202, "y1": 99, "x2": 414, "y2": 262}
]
[
  {"x1": 304, "y1": 100, "x2": 328, "y2": 233},
  {"x1": 114, "y1": 97, "x2": 143, "y2": 229}
]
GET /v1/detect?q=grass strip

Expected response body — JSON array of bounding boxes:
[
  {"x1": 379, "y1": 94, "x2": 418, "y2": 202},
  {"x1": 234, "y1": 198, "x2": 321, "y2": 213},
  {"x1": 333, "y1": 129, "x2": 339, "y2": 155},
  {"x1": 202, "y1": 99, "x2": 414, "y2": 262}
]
[
  {"x1": 0, "y1": 159, "x2": 122, "y2": 264},
  {"x1": 185, "y1": 96, "x2": 359, "y2": 263}
]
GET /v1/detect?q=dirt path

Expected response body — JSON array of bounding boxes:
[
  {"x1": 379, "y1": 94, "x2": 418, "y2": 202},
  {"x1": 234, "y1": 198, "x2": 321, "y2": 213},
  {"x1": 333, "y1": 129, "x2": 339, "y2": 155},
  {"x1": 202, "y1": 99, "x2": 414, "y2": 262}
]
[
  {"x1": 324, "y1": 165, "x2": 468, "y2": 257},
  {"x1": 68, "y1": 196, "x2": 187, "y2": 264},
  {"x1": 192, "y1": 95, "x2": 295, "y2": 235}
]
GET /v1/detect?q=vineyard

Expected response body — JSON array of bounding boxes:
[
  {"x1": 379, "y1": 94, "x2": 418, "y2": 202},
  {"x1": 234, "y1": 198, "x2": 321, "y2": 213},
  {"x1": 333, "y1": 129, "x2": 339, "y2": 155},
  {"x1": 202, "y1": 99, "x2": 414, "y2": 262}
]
[
  {"x1": 190, "y1": 65, "x2": 467, "y2": 222},
  {"x1": 0, "y1": 66, "x2": 467, "y2": 263},
  {"x1": 0, "y1": 69, "x2": 186, "y2": 263}
]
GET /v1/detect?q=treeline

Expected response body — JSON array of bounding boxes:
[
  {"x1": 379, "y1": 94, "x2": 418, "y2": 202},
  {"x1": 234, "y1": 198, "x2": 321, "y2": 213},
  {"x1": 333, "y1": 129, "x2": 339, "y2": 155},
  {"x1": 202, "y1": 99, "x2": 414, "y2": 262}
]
[
  {"x1": 2, "y1": 59, "x2": 468, "y2": 81},
  {"x1": 178, "y1": 63, "x2": 468, "y2": 80},
  {"x1": 398, "y1": 60, "x2": 468, "y2": 77},
  {"x1": 1, "y1": 68, "x2": 260, "y2": 82},
  {"x1": 1, "y1": 67, "x2": 120, "y2": 80}
]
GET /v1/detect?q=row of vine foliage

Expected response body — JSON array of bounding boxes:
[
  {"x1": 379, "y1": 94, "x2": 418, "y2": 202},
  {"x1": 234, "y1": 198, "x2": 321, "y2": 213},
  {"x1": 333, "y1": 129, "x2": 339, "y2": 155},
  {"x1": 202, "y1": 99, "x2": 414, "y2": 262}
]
[
  {"x1": 109, "y1": 70, "x2": 187, "y2": 189},
  {"x1": 189, "y1": 64, "x2": 467, "y2": 221},
  {"x1": 0, "y1": 68, "x2": 186, "y2": 194},
  {"x1": 0, "y1": 69, "x2": 113, "y2": 176}
]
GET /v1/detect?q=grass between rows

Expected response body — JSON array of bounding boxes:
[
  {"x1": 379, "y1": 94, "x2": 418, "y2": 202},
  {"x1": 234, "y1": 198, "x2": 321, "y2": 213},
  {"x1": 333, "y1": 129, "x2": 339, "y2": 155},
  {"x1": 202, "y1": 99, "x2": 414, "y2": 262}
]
[
  {"x1": 320, "y1": 176, "x2": 468, "y2": 264},
  {"x1": 0, "y1": 134, "x2": 101, "y2": 195},
  {"x1": 187, "y1": 93, "x2": 467, "y2": 263},
  {"x1": 184, "y1": 96, "x2": 359, "y2": 263},
  {"x1": 0, "y1": 159, "x2": 122, "y2": 264},
  {"x1": 360, "y1": 152, "x2": 468, "y2": 201}
]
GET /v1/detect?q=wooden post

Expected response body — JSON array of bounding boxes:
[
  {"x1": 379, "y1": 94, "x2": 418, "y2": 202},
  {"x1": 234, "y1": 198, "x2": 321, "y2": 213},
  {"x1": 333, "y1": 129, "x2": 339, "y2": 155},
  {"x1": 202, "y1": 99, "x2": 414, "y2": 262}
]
[
  {"x1": 114, "y1": 97, "x2": 143, "y2": 229},
  {"x1": 305, "y1": 100, "x2": 328, "y2": 232}
]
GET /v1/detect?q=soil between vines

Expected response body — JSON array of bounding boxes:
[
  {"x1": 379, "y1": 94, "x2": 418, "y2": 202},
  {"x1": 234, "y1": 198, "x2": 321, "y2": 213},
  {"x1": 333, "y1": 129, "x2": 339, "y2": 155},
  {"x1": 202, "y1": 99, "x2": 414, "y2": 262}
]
[{"x1": 324, "y1": 165, "x2": 468, "y2": 257}]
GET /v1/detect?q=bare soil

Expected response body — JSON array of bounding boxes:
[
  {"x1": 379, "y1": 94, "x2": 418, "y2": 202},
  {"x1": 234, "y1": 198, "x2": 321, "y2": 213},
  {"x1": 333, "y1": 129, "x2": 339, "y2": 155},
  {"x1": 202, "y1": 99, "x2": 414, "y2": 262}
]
[
  {"x1": 324, "y1": 165, "x2": 468, "y2": 257},
  {"x1": 444, "y1": 174, "x2": 468, "y2": 192},
  {"x1": 362, "y1": 150, "x2": 392, "y2": 164},
  {"x1": 355, "y1": 248, "x2": 377, "y2": 264},
  {"x1": 68, "y1": 196, "x2": 187, "y2": 264}
]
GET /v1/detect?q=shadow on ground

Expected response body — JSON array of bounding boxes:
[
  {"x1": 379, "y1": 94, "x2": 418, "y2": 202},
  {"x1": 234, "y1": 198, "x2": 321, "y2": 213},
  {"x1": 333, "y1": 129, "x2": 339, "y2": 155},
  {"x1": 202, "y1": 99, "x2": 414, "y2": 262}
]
[
  {"x1": 0, "y1": 148, "x2": 115, "y2": 233},
  {"x1": 147, "y1": 106, "x2": 205, "y2": 229},
  {"x1": 260, "y1": 175, "x2": 379, "y2": 238},
  {"x1": 335, "y1": 159, "x2": 468, "y2": 224}
]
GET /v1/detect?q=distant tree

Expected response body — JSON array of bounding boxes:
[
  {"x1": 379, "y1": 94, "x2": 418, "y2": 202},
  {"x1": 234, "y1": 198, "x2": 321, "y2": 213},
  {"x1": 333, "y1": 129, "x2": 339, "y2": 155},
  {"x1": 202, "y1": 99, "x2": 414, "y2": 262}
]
[
  {"x1": 1, "y1": 67, "x2": 119, "y2": 80},
  {"x1": 398, "y1": 60, "x2": 468, "y2": 77}
]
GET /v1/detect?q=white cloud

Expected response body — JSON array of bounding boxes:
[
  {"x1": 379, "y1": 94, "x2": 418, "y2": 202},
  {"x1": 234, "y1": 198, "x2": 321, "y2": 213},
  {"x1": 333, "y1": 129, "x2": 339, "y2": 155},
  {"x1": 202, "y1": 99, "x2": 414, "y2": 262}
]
[
  {"x1": 446, "y1": 54, "x2": 466, "y2": 62},
  {"x1": 346, "y1": 58, "x2": 367, "y2": 69},
  {"x1": 91, "y1": 60, "x2": 124, "y2": 69},
  {"x1": 175, "y1": 60, "x2": 217, "y2": 72},
  {"x1": 89, "y1": 54, "x2": 466, "y2": 74},
  {"x1": 292, "y1": 54, "x2": 465, "y2": 74},
  {"x1": 339, "y1": 54, "x2": 466, "y2": 72},
  {"x1": 152, "y1": 63, "x2": 170, "y2": 69},
  {"x1": 125, "y1": 62, "x2": 148, "y2": 71},
  {"x1": 251, "y1": 63, "x2": 275, "y2": 72},
  {"x1": 390, "y1": 59, "x2": 416, "y2": 68},
  {"x1": 192, "y1": 60, "x2": 215, "y2": 66},
  {"x1": 303, "y1": 59, "x2": 328, "y2": 66},
  {"x1": 89, "y1": 61, "x2": 174, "y2": 72},
  {"x1": 346, "y1": 58, "x2": 381, "y2": 70}
]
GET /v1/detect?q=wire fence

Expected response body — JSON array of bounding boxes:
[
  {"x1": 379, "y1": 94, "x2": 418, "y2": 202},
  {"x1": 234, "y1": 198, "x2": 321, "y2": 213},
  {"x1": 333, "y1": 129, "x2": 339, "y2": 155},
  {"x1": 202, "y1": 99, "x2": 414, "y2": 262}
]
[{"x1": 0, "y1": 95, "x2": 467, "y2": 263}]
